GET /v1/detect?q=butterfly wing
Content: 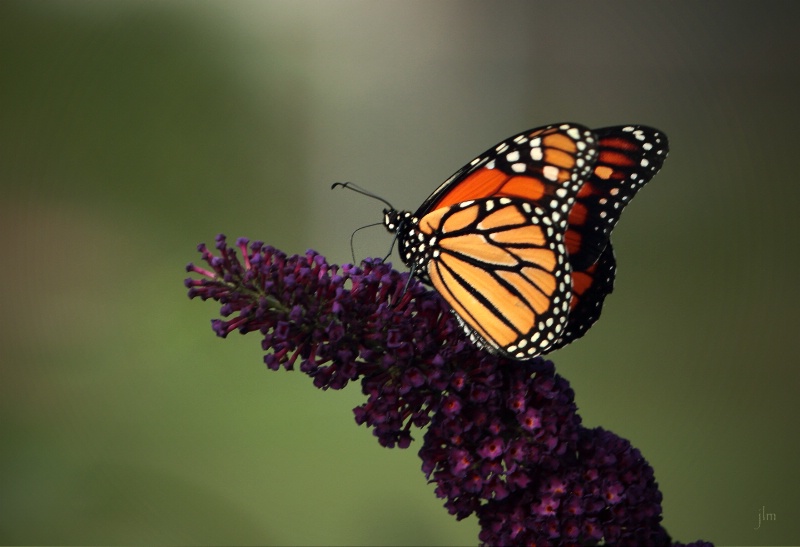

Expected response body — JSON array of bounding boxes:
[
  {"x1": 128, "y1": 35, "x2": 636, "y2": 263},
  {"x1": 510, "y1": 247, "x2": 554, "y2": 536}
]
[
  {"x1": 566, "y1": 125, "x2": 669, "y2": 271},
  {"x1": 418, "y1": 198, "x2": 571, "y2": 359},
  {"x1": 553, "y1": 125, "x2": 669, "y2": 349},
  {"x1": 414, "y1": 123, "x2": 597, "y2": 217},
  {"x1": 408, "y1": 124, "x2": 599, "y2": 359},
  {"x1": 549, "y1": 242, "x2": 616, "y2": 351}
]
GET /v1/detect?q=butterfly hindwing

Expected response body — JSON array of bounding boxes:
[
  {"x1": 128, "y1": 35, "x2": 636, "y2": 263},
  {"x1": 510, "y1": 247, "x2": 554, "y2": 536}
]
[
  {"x1": 550, "y1": 242, "x2": 616, "y2": 351},
  {"x1": 566, "y1": 125, "x2": 669, "y2": 271},
  {"x1": 419, "y1": 198, "x2": 572, "y2": 359}
]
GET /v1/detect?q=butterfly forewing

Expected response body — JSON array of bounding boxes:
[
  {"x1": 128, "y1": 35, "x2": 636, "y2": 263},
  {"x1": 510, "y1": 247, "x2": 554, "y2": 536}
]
[{"x1": 416, "y1": 123, "x2": 597, "y2": 217}]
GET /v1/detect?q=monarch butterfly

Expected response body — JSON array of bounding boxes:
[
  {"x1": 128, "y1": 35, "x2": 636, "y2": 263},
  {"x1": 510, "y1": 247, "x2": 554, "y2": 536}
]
[{"x1": 339, "y1": 123, "x2": 668, "y2": 360}]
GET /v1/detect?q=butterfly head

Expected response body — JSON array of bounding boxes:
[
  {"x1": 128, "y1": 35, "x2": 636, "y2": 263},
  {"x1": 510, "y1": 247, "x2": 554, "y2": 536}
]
[
  {"x1": 382, "y1": 208, "x2": 409, "y2": 234},
  {"x1": 383, "y1": 209, "x2": 425, "y2": 270}
]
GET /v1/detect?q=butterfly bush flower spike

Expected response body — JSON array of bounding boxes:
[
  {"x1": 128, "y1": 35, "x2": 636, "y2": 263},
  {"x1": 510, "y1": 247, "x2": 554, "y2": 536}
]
[{"x1": 185, "y1": 235, "x2": 711, "y2": 546}]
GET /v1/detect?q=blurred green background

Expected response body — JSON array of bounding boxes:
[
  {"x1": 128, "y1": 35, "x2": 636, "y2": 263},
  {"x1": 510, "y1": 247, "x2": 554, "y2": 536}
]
[{"x1": 2, "y1": 1, "x2": 798, "y2": 545}]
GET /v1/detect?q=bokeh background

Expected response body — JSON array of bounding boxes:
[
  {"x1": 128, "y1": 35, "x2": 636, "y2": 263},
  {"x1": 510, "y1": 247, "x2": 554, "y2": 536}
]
[{"x1": 2, "y1": 1, "x2": 799, "y2": 545}]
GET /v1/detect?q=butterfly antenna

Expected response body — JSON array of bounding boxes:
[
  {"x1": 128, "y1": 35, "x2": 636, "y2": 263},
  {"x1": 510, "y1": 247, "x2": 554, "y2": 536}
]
[
  {"x1": 332, "y1": 182, "x2": 401, "y2": 267},
  {"x1": 348, "y1": 222, "x2": 384, "y2": 264},
  {"x1": 332, "y1": 182, "x2": 395, "y2": 210}
]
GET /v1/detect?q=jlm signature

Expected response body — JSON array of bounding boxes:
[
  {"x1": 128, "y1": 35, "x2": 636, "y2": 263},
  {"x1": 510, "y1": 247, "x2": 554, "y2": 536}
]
[{"x1": 754, "y1": 505, "x2": 776, "y2": 530}]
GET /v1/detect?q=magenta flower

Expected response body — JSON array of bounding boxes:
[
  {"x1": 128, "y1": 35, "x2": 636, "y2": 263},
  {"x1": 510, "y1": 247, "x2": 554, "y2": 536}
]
[{"x1": 185, "y1": 235, "x2": 713, "y2": 546}]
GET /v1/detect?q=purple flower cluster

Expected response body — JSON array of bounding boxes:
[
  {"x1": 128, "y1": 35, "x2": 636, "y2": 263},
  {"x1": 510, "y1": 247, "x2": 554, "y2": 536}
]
[
  {"x1": 185, "y1": 235, "x2": 712, "y2": 546},
  {"x1": 474, "y1": 426, "x2": 674, "y2": 546}
]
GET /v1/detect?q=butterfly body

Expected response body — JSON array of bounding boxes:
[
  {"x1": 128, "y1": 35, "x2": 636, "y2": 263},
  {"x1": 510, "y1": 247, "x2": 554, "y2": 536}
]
[{"x1": 382, "y1": 123, "x2": 668, "y2": 360}]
